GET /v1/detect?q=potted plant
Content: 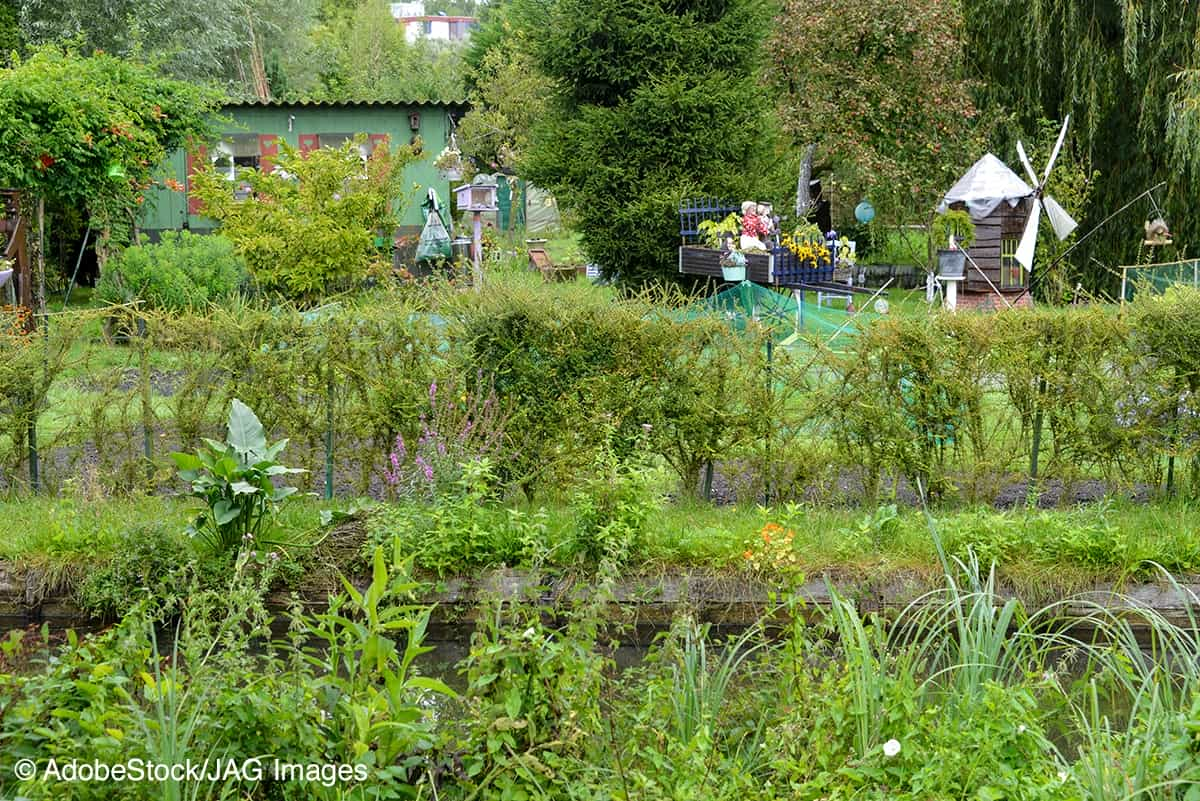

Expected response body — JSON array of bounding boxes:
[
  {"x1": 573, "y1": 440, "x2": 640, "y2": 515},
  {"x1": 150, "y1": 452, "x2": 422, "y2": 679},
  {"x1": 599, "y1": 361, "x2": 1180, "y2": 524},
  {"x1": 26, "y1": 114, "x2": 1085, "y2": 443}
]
[
  {"x1": 931, "y1": 209, "x2": 975, "y2": 276},
  {"x1": 434, "y1": 140, "x2": 463, "y2": 181},
  {"x1": 697, "y1": 213, "x2": 742, "y2": 250},
  {"x1": 719, "y1": 242, "x2": 747, "y2": 282},
  {"x1": 781, "y1": 224, "x2": 831, "y2": 269},
  {"x1": 696, "y1": 213, "x2": 749, "y2": 281}
]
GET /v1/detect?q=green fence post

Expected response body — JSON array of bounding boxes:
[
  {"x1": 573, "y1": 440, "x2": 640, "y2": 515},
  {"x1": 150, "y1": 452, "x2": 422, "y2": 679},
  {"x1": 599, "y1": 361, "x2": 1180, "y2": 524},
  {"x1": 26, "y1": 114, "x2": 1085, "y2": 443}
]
[
  {"x1": 1029, "y1": 377, "x2": 1045, "y2": 483},
  {"x1": 138, "y1": 314, "x2": 153, "y2": 485},
  {"x1": 324, "y1": 353, "x2": 334, "y2": 501},
  {"x1": 764, "y1": 336, "x2": 773, "y2": 504}
]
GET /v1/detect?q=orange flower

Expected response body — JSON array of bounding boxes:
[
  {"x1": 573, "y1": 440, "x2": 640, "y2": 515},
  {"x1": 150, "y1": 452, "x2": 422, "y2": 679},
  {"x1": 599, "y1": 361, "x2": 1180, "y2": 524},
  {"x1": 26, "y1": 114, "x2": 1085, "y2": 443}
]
[
  {"x1": 742, "y1": 550, "x2": 753, "y2": 560},
  {"x1": 762, "y1": 531, "x2": 772, "y2": 544}
]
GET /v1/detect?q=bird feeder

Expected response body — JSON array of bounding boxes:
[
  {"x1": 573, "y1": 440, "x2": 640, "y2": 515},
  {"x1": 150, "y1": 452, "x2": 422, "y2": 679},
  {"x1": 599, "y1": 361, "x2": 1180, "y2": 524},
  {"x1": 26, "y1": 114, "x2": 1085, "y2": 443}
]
[
  {"x1": 1144, "y1": 217, "x2": 1172, "y2": 246},
  {"x1": 454, "y1": 176, "x2": 500, "y2": 291},
  {"x1": 453, "y1": 176, "x2": 499, "y2": 213}
]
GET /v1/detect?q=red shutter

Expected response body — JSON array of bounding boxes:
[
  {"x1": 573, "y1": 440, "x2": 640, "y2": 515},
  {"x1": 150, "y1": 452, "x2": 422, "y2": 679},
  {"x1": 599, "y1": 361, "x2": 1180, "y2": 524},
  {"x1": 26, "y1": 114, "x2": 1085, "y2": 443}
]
[
  {"x1": 258, "y1": 134, "x2": 279, "y2": 173},
  {"x1": 368, "y1": 133, "x2": 389, "y2": 156},
  {"x1": 298, "y1": 134, "x2": 319, "y2": 156},
  {"x1": 186, "y1": 145, "x2": 207, "y2": 215}
]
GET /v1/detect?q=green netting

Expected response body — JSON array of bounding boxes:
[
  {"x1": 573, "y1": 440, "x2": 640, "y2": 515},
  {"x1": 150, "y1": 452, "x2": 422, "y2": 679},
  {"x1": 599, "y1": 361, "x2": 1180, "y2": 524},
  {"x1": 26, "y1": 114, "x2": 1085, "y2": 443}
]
[
  {"x1": 689, "y1": 280, "x2": 875, "y2": 349},
  {"x1": 1121, "y1": 260, "x2": 1200, "y2": 301}
]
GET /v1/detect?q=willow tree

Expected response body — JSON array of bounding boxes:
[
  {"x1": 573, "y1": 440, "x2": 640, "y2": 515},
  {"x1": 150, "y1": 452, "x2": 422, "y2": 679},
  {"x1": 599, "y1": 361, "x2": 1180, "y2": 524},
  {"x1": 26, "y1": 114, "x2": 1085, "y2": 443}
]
[{"x1": 963, "y1": 0, "x2": 1200, "y2": 294}]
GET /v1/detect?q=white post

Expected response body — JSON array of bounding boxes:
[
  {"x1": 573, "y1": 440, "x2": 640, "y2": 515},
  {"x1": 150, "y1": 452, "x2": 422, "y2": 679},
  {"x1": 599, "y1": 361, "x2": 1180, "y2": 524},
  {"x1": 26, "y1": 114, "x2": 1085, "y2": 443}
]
[
  {"x1": 945, "y1": 278, "x2": 958, "y2": 311},
  {"x1": 472, "y1": 211, "x2": 483, "y2": 292},
  {"x1": 926, "y1": 272, "x2": 936, "y2": 304}
]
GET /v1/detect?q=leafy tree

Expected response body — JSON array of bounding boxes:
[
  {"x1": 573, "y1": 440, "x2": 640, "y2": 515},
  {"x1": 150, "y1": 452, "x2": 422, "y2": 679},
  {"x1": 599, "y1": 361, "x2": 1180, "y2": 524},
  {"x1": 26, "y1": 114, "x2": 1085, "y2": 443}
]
[
  {"x1": 521, "y1": 0, "x2": 775, "y2": 285},
  {"x1": 963, "y1": 0, "x2": 1200, "y2": 293},
  {"x1": 0, "y1": 0, "x2": 20, "y2": 62},
  {"x1": 766, "y1": 0, "x2": 987, "y2": 227},
  {"x1": 0, "y1": 46, "x2": 219, "y2": 311},
  {"x1": 190, "y1": 137, "x2": 418, "y2": 302},
  {"x1": 457, "y1": 2, "x2": 552, "y2": 172},
  {"x1": 19, "y1": 0, "x2": 317, "y2": 100},
  {"x1": 298, "y1": 0, "x2": 465, "y2": 102}
]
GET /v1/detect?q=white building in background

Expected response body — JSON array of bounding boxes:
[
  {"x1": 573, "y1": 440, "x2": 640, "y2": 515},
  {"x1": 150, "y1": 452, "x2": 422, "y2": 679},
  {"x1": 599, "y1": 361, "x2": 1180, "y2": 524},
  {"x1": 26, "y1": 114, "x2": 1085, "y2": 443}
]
[{"x1": 390, "y1": 1, "x2": 478, "y2": 43}]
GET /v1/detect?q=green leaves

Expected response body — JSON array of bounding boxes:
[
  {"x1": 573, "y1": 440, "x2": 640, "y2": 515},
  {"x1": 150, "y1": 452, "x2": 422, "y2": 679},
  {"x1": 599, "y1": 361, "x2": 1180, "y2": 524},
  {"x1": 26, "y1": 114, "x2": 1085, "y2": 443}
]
[
  {"x1": 227, "y1": 398, "x2": 267, "y2": 457},
  {"x1": 520, "y1": 0, "x2": 774, "y2": 285},
  {"x1": 170, "y1": 399, "x2": 304, "y2": 555},
  {"x1": 0, "y1": 46, "x2": 219, "y2": 217},
  {"x1": 191, "y1": 137, "x2": 418, "y2": 303}
]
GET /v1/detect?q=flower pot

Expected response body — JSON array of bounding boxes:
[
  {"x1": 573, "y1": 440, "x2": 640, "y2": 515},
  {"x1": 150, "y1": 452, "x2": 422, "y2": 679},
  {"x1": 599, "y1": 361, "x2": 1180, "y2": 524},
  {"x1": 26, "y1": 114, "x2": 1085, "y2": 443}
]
[
  {"x1": 721, "y1": 264, "x2": 746, "y2": 282},
  {"x1": 936, "y1": 248, "x2": 966, "y2": 279}
]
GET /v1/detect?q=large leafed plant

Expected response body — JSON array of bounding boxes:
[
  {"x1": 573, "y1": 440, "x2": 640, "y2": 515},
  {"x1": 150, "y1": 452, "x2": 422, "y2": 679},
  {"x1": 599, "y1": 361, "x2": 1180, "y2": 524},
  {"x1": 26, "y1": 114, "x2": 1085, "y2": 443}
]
[{"x1": 171, "y1": 399, "x2": 305, "y2": 555}]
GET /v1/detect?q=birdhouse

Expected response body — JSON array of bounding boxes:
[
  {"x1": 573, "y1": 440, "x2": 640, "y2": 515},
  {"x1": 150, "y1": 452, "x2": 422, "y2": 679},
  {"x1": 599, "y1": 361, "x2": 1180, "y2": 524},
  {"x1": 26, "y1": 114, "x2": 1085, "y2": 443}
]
[{"x1": 454, "y1": 176, "x2": 499, "y2": 212}]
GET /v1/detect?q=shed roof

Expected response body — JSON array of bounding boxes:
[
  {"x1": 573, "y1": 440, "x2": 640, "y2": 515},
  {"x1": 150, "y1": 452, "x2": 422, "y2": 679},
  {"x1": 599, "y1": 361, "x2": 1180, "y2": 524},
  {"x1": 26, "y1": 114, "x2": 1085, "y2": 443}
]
[
  {"x1": 224, "y1": 98, "x2": 469, "y2": 110},
  {"x1": 938, "y1": 153, "x2": 1033, "y2": 220}
]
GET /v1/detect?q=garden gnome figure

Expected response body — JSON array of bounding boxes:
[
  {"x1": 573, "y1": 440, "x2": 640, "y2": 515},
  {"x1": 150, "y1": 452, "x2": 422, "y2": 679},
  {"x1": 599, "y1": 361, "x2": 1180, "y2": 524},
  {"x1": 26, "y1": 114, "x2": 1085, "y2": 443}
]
[{"x1": 740, "y1": 200, "x2": 768, "y2": 251}]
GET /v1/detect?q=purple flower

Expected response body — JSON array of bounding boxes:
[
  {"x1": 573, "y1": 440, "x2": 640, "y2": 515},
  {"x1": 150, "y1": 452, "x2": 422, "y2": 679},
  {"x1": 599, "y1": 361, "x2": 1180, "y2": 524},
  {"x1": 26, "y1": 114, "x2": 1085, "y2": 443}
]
[
  {"x1": 415, "y1": 455, "x2": 433, "y2": 482},
  {"x1": 429, "y1": 381, "x2": 437, "y2": 405}
]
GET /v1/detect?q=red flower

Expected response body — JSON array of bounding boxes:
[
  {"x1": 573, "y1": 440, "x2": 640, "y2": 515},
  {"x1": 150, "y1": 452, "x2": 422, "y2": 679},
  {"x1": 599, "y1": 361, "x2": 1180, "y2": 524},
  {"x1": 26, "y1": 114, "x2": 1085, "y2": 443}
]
[{"x1": 37, "y1": 153, "x2": 55, "y2": 169}]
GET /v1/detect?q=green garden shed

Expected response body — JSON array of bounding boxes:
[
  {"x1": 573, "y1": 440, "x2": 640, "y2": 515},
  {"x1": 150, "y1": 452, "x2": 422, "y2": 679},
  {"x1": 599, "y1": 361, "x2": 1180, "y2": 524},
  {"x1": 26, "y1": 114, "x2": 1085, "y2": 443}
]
[{"x1": 140, "y1": 98, "x2": 469, "y2": 236}]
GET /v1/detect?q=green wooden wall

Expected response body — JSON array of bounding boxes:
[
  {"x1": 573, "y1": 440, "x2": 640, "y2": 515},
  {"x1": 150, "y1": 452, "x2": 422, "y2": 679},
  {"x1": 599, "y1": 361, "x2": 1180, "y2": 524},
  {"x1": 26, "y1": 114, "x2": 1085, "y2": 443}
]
[{"x1": 140, "y1": 101, "x2": 464, "y2": 233}]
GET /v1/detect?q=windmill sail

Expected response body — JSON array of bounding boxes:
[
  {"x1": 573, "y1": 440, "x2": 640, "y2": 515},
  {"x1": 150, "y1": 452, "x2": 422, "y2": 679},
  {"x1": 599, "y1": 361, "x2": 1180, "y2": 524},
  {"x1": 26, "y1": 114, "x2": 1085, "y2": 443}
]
[{"x1": 1013, "y1": 117, "x2": 1079, "y2": 270}]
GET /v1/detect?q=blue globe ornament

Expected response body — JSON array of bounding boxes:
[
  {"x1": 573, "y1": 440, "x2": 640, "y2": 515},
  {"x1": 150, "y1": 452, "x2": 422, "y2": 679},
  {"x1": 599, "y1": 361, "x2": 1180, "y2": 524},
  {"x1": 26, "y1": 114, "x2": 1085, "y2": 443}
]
[{"x1": 854, "y1": 199, "x2": 876, "y2": 224}]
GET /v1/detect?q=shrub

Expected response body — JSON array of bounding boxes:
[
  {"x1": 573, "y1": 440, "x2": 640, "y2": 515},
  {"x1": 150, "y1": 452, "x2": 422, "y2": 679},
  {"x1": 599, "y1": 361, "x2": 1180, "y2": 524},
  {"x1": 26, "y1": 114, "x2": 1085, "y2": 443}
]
[
  {"x1": 94, "y1": 231, "x2": 247, "y2": 310},
  {"x1": 191, "y1": 138, "x2": 417, "y2": 303},
  {"x1": 569, "y1": 440, "x2": 662, "y2": 565},
  {"x1": 74, "y1": 525, "x2": 229, "y2": 619}
]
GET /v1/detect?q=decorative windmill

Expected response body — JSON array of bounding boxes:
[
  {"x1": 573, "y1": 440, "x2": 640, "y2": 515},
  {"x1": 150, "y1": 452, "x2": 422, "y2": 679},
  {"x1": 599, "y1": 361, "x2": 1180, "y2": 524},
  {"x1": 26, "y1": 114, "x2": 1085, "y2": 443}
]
[{"x1": 1013, "y1": 116, "x2": 1079, "y2": 270}]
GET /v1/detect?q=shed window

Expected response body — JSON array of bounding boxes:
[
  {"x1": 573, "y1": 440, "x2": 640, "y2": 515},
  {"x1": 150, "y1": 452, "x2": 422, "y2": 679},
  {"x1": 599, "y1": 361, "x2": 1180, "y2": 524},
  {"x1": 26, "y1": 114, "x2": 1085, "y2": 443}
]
[
  {"x1": 213, "y1": 134, "x2": 260, "y2": 199},
  {"x1": 1000, "y1": 237, "x2": 1024, "y2": 289},
  {"x1": 318, "y1": 133, "x2": 375, "y2": 159}
]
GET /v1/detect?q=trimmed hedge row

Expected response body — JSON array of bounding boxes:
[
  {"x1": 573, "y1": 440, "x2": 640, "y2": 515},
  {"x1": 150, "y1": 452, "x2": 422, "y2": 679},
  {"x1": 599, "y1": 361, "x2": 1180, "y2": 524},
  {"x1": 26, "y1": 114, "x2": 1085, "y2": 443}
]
[{"x1": 4, "y1": 284, "x2": 1200, "y2": 502}]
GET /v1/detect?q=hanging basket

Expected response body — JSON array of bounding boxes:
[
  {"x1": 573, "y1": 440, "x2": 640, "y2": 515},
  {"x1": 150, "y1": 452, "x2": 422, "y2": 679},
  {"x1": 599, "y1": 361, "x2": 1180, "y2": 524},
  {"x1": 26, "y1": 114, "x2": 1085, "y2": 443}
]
[
  {"x1": 720, "y1": 249, "x2": 747, "y2": 282},
  {"x1": 721, "y1": 264, "x2": 746, "y2": 282},
  {"x1": 439, "y1": 166, "x2": 462, "y2": 182}
]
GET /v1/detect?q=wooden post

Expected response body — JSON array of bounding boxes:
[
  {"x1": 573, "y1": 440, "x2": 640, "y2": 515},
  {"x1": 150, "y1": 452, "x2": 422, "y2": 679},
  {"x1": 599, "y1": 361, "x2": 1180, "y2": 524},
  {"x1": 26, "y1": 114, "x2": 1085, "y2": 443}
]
[
  {"x1": 1030, "y1": 377, "x2": 1046, "y2": 483},
  {"x1": 472, "y1": 210, "x2": 483, "y2": 292}
]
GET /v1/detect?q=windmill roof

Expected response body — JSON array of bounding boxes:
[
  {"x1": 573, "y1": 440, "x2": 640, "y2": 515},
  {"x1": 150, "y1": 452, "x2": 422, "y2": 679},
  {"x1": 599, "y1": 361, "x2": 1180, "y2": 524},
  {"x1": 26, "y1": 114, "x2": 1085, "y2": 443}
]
[{"x1": 938, "y1": 153, "x2": 1033, "y2": 220}]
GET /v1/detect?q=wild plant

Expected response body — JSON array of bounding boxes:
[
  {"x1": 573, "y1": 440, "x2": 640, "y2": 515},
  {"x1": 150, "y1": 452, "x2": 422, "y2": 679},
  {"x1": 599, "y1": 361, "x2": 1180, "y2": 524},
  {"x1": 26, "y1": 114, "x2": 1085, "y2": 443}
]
[
  {"x1": 299, "y1": 542, "x2": 454, "y2": 786},
  {"x1": 569, "y1": 433, "x2": 661, "y2": 565},
  {"x1": 667, "y1": 617, "x2": 766, "y2": 746},
  {"x1": 382, "y1": 373, "x2": 507, "y2": 500}
]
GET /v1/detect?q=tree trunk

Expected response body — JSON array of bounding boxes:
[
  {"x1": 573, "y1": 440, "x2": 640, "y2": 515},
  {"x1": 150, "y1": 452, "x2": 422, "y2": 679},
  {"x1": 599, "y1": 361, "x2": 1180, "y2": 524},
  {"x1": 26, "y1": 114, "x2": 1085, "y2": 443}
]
[
  {"x1": 795, "y1": 144, "x2": 816, "y2": 220},
  {"x1": 246, "y1": 11, "x2": 271, "y2": 102}
]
